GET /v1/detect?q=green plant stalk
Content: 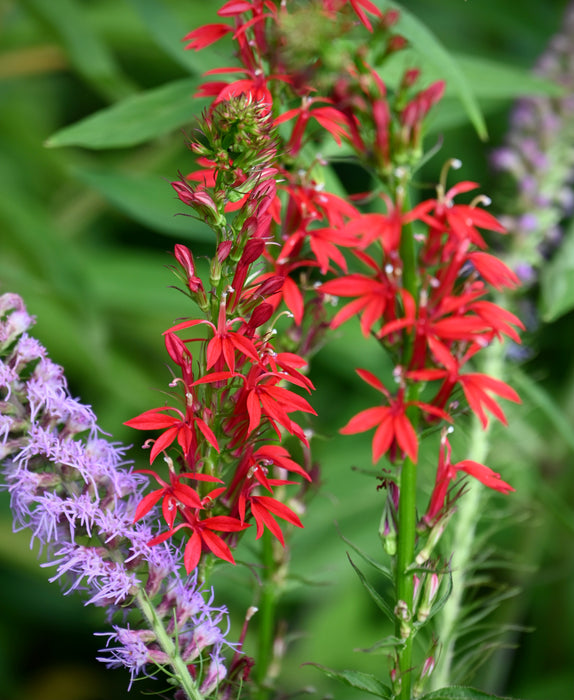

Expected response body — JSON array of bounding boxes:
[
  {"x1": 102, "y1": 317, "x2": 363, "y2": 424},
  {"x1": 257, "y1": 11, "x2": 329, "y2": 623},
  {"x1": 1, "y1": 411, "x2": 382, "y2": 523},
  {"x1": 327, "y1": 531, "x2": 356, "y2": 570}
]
[
  {"x1": 254, "y1": 529, "x2": 278, "y2": 698},
  {"x1": 396, "y1": 450, "x2": 418, "y2": 700},
  {"x1": 395, "y1": 187, "x2": 420, "y2": 699},
  {"x1": 136, "y1": 588, "x2": 204, "y2": 700},
  {"x1": 430, "y1": 340, "x2": 503, "y2": 690}
]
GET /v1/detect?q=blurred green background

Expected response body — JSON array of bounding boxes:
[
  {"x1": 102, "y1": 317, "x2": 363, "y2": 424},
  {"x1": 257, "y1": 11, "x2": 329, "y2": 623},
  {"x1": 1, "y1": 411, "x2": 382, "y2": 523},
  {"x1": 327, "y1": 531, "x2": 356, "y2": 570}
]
[{"x1": 1, "y1": 0, "x2": 574, "y2": 698}]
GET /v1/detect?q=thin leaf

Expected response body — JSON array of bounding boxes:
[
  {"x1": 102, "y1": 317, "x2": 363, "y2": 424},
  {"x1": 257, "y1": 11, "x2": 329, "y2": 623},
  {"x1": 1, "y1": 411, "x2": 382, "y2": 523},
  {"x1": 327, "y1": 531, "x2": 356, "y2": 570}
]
[
  {"x1": 376, "y1": 0, "x2": 487, "y2": 139},
  {"x1": 22, "y1": 0, "x2": 136, "y2": 102},
  {"x1": 511, "y1": 367, "x2": 574, "y2": 456},
  {"x1": 307, "y1": 664, "x2": 392, "y2": 699},
  {"x1": 46, "y1": 78, "x2": 206, "y2": 149},
  {"x1": 338, "y1": 530, "x2": 393, "y2": 582},
  {"x1": 454, "y1": 54, "x2": 564, "y2": 99},
  {"x1": 540, "y1": 216, "x2": 574, "y2": 321},
  {"x1": 346, "y1": 554, "x2": 394, "y2": 622},
  {"x1": 355, "y1": 635, "x2": 405, "y2": 654},
  {"x1": 420, "y1": 686, "x2": 521, "y2": 700}
]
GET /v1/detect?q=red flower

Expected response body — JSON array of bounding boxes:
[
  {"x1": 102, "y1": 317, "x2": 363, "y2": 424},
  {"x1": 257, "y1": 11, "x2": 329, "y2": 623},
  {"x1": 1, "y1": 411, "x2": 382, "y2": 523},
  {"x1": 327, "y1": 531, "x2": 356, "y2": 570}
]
[
  {"x1": 133, "y1": 465, "x2": 222, "y2": 529},
  {"x1": 183, "y1": 23, "x2": 233, "y2": 51},
  {"x1": 149, "y1": 491, "x2": 250, "y2": 573},
  {"x1": 408, "y1": 336, "x2": 521, "y2": 427},
  {"x1": 425, "y1": 432, "x2": 514, "y2": 523},
  {"x1": 275, "y1": 98, "x2": 350, "y2": 154},
  {"x1": 320, "y1": 249, "x2": 398, "y2": 337},
  {"x1": 340, "y1": 369, "x2": 450, "y2": 463},
  {"x1": 166, "y1": 301, "x2": 259, "y2": 373},
  {"x1": 124, "y1": 404, "x2": 219, "y2": 465}
]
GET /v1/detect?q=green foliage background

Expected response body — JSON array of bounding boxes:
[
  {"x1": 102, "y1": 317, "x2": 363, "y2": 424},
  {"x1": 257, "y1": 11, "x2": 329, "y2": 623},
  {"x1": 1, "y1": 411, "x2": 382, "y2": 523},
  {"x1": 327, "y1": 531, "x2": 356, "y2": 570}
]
[{"x1": 1, "y1": 1, "x2": 574, "y2": 699}]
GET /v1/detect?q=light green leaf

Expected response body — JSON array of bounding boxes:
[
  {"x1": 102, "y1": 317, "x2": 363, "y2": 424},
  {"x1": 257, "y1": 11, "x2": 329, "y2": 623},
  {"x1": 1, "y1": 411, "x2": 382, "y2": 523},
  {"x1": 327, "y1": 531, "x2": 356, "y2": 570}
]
[
  {"x1": 22, "y1": 0, "x2": 136, "y2": 102},
  {"x1": 539, "y1": 217, "x2": 574, "y2": 322},
  {"x1": 308, "y1": 665, "x2": 392, "y2": 699},
  {"x1": 46, "y1": 77, "x2": 206, "y2": 149},
  {"x1": 73, "y1": 168, "x2": 214, "y2": 241},
  {"x1": 511, "y1": 368, "x2": 574, "y2": 455},
  {"x1": 339, "y1": 531, "x2": 393, "y2": 582},
  {"x1": 347, "y1": 554, "x2": 394, "y2": 622},
  {"x1": 376, "y1": 0, "x2": 487, "y2": 140},
  {"x1": 454, "y1": 54, "x2": 564, "y2": 99},
  {"x1": 421, "y1": 687, "x2": 520, "y2": 700}
]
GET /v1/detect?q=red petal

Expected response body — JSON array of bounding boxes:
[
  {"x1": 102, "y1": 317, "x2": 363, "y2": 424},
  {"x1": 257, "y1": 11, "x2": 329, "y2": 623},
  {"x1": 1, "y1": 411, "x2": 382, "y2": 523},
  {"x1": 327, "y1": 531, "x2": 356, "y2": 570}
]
[{"x1": 184, "y1": 531, "x2": 203, "y2": 573}]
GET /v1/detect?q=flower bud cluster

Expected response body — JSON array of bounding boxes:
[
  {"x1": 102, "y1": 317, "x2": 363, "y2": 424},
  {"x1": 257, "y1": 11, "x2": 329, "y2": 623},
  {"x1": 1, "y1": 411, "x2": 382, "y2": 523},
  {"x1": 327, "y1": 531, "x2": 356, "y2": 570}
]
[{"x1": 0, "y1": 294, "x2": 233, "y2": 694}]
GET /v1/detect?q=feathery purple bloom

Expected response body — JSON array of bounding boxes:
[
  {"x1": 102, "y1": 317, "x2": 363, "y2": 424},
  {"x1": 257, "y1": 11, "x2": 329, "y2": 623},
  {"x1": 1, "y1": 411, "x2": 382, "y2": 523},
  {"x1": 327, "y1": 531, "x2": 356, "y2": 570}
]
[{"x1": 0, "y1": 293, "x2": 234, "y2": 696}]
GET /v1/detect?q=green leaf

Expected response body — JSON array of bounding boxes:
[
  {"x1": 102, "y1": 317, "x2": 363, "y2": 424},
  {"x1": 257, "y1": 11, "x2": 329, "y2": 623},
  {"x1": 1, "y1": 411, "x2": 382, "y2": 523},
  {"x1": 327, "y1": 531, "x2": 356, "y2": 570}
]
[
  {"x1": 307, "y1": 664, "x2": 392, "y2": 699},
  {"x1": 73, "y1": 168, "x2": 214, "y2": 241},
  {"x1": 539, "y1": 217, "x2": 574, "y2": 321},
  {"x1": 339, "y1": 531, "x2": 393, "y2": 582},
  {"x1": 127, "y1": 0, "x2": 208, "y2": 73},
  {"x1": 454, "y1": 54, "x2": 564, "y2": 99},
  {"x1": 22, "y1": 0, "x2": 136, "y2": 102},
  {"x1": 346, "y1": 554, "x2": 394, "y2": 622},
  {"x1": 376, "y1": 0, "x2": 487, "y2": 140},
  {"x1": 420, "y1": 686, "x2": 520, "y2": 700},
  {"x1": 511, "y1": 367, "x2": 574, "y2": 456},
  {"x1": 46, "y1": 77, "x2": 206, "y2": 149}
]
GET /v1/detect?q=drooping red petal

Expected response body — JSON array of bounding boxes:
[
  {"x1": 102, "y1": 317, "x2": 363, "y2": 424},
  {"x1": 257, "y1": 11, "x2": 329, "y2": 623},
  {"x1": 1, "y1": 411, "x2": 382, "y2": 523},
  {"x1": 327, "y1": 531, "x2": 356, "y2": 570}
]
[{"x1": 183, "y1": 530, "x2": 203, "y2": 573}]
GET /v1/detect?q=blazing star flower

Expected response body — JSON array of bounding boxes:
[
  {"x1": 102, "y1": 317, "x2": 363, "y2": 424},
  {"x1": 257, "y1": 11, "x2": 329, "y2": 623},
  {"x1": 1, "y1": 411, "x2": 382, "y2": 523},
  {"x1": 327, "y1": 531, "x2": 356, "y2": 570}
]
[{"x1": 0, "y1": 294, "x2": 234, "y2": 695}]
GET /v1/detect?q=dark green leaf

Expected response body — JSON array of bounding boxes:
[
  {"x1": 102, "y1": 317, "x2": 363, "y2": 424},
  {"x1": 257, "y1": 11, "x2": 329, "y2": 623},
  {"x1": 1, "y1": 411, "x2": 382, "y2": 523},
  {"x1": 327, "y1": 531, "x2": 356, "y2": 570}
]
[
  {"x1": 376, "y1": 0, "x2": 487, "y2": 140},
  {"x1": 346, "y1": 554, "x2": 394, "y2": 622},
  {"x1": 73, "y1": 168, "x2": 214, "y2": 241},
  {"x1": 307, "y1": 664, "x2": 392, "y2": 699},
  {"x1": 22, "y1": 0, "x2": 136, "y2": 102},
  {"x1": 127, "y1": 0, "x2": 213, "y2": 73},
  {"x1": 46, "y1": 78, "x2": 206, "y2": 149},
  {"x1": 421, "y1": 686, "x2": 520, "y2": 700}
]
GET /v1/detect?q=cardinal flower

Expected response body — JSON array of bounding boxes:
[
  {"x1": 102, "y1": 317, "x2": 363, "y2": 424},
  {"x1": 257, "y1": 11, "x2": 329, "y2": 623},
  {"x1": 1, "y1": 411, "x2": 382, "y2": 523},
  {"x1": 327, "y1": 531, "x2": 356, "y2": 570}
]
[{"x1": 340, "y1": 369, "x2": 450, "y2": 463}]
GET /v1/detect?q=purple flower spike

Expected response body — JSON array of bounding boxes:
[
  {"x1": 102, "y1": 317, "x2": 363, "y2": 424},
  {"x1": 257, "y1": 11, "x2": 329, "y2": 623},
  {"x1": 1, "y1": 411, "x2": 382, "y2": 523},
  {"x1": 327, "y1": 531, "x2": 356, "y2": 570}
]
[{"x1": 0, "y1": 294, "x2": 234, "y2": 697}]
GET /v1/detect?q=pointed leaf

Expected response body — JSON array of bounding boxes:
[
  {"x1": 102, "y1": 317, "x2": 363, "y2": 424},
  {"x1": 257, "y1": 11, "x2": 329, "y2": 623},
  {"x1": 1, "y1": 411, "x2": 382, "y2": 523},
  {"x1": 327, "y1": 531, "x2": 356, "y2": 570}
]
[
  {"x1": 347, "y1": 554, "x2": 394, "y2": 622},
  {"x1": 306, "y1": 665, "x2": 392, "y2": 699},
  {"x1": 47, "y1": 78, "x2": 207, "y2": 149},
  {"x1": 420, "y1": 687, "x2": 520, "y2": 700}
]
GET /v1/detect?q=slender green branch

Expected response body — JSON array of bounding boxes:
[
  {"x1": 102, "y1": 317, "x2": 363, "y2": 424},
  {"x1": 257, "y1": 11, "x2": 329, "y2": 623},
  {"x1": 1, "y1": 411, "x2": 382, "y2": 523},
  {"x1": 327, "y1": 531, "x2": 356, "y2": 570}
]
[{"x1": 136, "y1": 589, "x2": 204, "y2": 700}]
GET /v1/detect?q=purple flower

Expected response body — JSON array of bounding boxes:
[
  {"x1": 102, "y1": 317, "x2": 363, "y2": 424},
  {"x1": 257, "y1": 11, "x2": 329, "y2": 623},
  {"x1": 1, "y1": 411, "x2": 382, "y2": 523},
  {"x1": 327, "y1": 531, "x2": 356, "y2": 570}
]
[
  {"x1": 0, "y1": 293, "x2": 234, "y2": 696},
  {"x1": 492, "y1": 1, "x2": 574, "y2": 282}
]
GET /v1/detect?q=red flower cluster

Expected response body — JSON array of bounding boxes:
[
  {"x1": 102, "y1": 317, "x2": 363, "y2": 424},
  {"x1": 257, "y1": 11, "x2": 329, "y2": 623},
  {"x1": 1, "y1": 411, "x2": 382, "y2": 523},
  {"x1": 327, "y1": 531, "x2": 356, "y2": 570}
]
[{"x1": 128, "y1": 0, "x2": 522, "y2": 572}]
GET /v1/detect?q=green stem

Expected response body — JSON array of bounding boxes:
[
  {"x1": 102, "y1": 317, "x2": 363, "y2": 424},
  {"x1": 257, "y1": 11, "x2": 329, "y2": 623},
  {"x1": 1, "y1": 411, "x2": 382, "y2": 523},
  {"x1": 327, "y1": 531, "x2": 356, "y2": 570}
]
[
  {"x1": 395, "y1": 183, "x2": 420, "y2": 699},
  {"x1": 136, "y1": 589, "x2": 204, "y2": 700},
  {"x1": 254, "y1": 529, "x2": 278, "y2": 698},
  {"x1": 430, "y1": 341, "x2": 503, "y2": 689},
  {"x1": 396, "y1": 453, "x2": 418, "y2": 699}
]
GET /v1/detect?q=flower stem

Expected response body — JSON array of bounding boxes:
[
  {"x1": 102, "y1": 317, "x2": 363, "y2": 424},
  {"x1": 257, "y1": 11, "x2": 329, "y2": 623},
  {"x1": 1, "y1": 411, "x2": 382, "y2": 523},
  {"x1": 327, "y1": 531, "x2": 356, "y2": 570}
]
[
  {"x1": 396, "y1": 452, "x2": 417, "y2": 699},
  {"x1": 430, "y1": 340, "x2": 503, "y2": 689},
  {"x1": 254, "y1": 529, "x2": 278, "y2": 698},
  {"x1": 136, "y1": 589, "x2": 204, "y2": 700},
  {"x1": 395, "y1": 184, "x2": 420, "y2": 699}
]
